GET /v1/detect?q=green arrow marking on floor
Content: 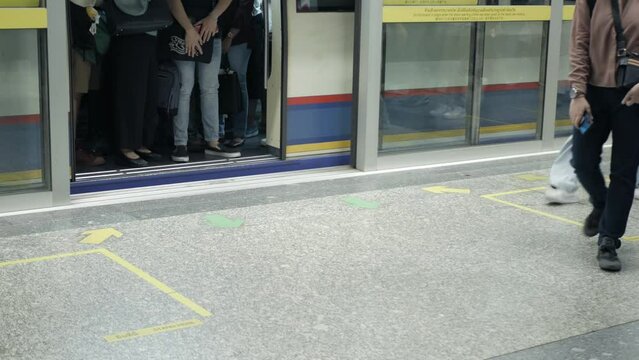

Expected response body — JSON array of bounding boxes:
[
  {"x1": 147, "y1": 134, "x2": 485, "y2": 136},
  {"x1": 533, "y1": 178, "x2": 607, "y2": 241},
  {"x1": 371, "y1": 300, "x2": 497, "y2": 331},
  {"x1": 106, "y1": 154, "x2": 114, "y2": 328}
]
[
  {"x1": 343, "y1": 197, "x2": 380, "y2": 209},
  {"x1": 205, "y1": 215, "x2": 244, "y2": 228}
]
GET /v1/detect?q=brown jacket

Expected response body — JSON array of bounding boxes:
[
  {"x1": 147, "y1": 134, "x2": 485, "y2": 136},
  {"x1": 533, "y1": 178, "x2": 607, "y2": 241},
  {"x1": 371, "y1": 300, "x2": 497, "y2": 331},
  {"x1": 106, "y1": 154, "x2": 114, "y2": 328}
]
[{"x1": 570, "y1": 0, "x2": 639, "y2": 93}]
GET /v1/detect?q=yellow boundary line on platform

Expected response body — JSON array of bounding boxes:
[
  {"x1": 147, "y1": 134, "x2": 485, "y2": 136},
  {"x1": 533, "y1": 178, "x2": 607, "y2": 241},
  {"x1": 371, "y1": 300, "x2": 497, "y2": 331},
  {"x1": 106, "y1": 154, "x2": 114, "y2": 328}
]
[
  {"x1": 482, "y1": 186, "x2": 639, "y2": 241},
  {"x1": 482, "y1": 187, "x2": 582, "y2": 227},
  {"x1": 104, "y1": 319, "x2": 203, "y2": 343},
  {"x1": 0, "y1": 248, "x2": 212, "y2": 342}
]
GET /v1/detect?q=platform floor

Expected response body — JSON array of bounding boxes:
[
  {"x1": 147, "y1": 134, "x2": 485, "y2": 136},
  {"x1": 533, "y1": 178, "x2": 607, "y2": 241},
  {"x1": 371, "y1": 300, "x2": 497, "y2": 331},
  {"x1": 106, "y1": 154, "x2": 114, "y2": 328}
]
[{"x1": 2, "y1": 154, "x2": 639, "y2": 360}]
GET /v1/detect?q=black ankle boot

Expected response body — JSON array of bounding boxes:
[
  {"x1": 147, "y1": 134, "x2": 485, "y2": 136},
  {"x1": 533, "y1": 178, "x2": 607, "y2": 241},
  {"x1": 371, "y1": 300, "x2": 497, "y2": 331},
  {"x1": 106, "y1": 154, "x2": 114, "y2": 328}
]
[
  {"x1": 597, "y1": 236, "x2": 621, "y2": 272},
  {"x1": 584, "y1": 208, "x2": 603, "y2": 237}
]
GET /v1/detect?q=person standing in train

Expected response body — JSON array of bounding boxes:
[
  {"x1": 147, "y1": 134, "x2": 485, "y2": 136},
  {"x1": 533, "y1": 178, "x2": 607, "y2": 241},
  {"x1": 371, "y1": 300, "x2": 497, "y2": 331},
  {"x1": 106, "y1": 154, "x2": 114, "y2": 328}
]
[
  {"x1": 111, "y1": 0, "x2": 164, "y2": 167},
  {"x1": 168, "y1": 0, "x2": 240, "y2": 163},
  {"x1": 69, "y1": 0, "x2": 106, "y2": 167},
  {"x1": 569, "y1": 0, "x2": 639, "y2": 271},
  {"x1": 220, "y1": 0, "x2": 254, "y2": 148}
]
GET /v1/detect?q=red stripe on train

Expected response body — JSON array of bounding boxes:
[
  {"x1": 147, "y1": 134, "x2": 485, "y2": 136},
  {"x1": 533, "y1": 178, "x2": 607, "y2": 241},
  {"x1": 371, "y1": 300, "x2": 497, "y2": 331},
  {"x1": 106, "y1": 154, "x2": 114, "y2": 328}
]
[
  {"x1": 287, "y1": 82, "x2": 542, "y2": 105},
  {"x1": 0, "y1": 114, "x2": 41, "y2": 125}
]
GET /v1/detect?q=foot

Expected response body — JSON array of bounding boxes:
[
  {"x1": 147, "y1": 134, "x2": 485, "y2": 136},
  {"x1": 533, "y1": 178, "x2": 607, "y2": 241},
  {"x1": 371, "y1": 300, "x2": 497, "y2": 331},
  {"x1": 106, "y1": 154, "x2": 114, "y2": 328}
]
[
  {"x1": 171, "y1": 145, "x2": 189, "y2": 163},
  {"x1": 227, "y1": 138, "x2": 245, "y2": 148},
  {"x1": 245, "y1": 128, "x2": 259, "y2": 138},
  {"x1": 117, "y1": 150, "x2": 147, "y2": 168},
  {"x1": 545, "y1": 186, "x2": 580, "y2": 204},
  {"x1": 76, "y1": 148, "x2": 105, "y2": 167},
  {"x1": 205, "y1": 143, "x2": 241, "y2": 158},
  {"x1": 136, "y1": 148, "x2": 162, "y2": 162},
  {"x1": 597, "y1": 237, "x2": 622, "y2": 272},
  {"x1": 583, "y1": 208, "x2": 603, "y2": 237}
]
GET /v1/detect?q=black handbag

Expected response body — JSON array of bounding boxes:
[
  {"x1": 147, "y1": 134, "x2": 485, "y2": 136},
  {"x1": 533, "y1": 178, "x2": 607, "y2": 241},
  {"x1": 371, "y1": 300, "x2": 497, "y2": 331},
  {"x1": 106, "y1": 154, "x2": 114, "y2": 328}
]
[
  {"x1": 157, "y1": 22, "x2": 214, "y2": 63},
  {"x1": 219, "y1": 57, "x2": 242, "y2": 115},
  {"x1": 103, "y1": 0, "x2": 173, "y2": 36},
  {"x1": 610, "y1": 0, "x2": 639, "y2": 88}
]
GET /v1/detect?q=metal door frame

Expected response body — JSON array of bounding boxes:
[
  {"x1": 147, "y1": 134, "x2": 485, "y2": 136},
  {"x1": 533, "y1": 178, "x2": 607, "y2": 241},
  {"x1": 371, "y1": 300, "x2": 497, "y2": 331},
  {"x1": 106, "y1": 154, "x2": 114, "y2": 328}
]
[{"x1": 0, "y1": 1, "x2": 71, "y2": 213}]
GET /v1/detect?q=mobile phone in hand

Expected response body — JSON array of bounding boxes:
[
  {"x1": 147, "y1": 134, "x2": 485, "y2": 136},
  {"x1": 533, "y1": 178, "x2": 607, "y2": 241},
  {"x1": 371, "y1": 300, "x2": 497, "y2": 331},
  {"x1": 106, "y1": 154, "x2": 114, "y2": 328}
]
[{"x1": 579, "y1": 113, "x2": 592, "y2": 134}]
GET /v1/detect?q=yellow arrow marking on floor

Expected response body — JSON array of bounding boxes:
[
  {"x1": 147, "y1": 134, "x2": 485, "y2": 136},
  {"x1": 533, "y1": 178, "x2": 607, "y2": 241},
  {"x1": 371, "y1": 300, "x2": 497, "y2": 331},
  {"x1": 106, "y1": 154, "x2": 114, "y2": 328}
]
[
  {"x1": 80, "y1": 228, "x2": 123, "y2": 245},
  {"x1": 423, "y1": 186, "x2": 471, "y2": 194},
  {"x1": 516, "y1": 174, "x2": 548, "y2": 181}
]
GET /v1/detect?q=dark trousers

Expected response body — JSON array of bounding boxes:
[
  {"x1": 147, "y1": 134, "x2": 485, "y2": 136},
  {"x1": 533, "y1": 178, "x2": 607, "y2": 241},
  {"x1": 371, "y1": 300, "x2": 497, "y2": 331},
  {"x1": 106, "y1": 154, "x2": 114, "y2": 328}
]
[
  {"x1": 111, "y1": 34, "x2": 158, "y2": 150},
  {"x1": 572, "y1": 85, "x2": 639, "y2": 242}
]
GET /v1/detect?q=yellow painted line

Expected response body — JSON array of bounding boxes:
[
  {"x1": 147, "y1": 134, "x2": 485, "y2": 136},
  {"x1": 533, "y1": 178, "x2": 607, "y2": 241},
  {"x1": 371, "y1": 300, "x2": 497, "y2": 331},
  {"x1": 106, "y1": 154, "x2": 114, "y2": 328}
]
[
  {"x1": 0, "y1": 169, "x2": 42, "y2": 182},
  {"x1": 482, "y1": 192, "x2": 583, "y2": 227},
  {"x1": 98, "y1": 249, "x2": 212, "y2": 317},
  {"x1": 423, "y1": 185, "x2": 470, "y2": 194},
  {"x1": 383, "y1": 123, "x2": 537, "y2": 143},
  {"x1": 563, "y1": 5, "x2": 575, "y2": 21},
  {"x1": 0, "y1": 249, "x2": 103, "y2": 268},
  {"x1": 104, "y1": 319, "x2": 203, "y2": 343},
  {"x1": 483, "y1": 188, "x2": 639, "y2": 240},
  {"x1": 383, "y1": 5, "x2": 552, "y2": 23},
  {"x1": 482, "y1": 186, "x2": 545, "y2": 198},
  {"x1": 287, "y1": 140, "x2": 351, "y2": 154},
  {"x1": 0, "y1": 8, "x2": 47, "y2": 29},
  {"x1": 556, "y1": 119, "x2": 572, "y2": 127},
  {"x1": 516, "y1": 174, "x2": 548, "y2": 181},
  {"x1": 384, "y1": 0, "x2": 478, "y2": 5},
  {"x1": 0, "y1": 0, "x2": 40, "y2": 6}
]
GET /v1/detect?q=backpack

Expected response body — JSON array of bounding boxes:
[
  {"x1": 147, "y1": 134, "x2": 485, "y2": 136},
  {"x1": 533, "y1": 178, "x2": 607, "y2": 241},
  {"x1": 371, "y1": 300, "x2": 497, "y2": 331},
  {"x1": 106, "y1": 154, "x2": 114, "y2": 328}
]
[{"x1": 157, "y1": 61, "x2": 180, "y2": 117}]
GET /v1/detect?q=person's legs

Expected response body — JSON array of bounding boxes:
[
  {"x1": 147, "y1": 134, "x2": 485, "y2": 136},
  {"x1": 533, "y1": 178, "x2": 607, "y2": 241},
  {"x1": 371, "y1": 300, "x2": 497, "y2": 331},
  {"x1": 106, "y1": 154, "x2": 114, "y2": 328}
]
[
  {"x1": 227, "y1": 43, "x2": 252, "y2": 146},
  {"x1": 571, "y1": 86, "x2": 612, "y2": 237},
  {"x1": 140, "y1": 35, "x2": 160, "y2": 160},
  {"x1": 172, "y1": 60, "x2": 196, "y2": 162},
  {"x1": 599, "y1": 94, "x2": 639, "y2": 241},
  {"x1": 112, "y1": 35, "x2": 150, "y2": 166},
  {"x1": 198, "y1": 39, "x2": 222, "y2": 145}
]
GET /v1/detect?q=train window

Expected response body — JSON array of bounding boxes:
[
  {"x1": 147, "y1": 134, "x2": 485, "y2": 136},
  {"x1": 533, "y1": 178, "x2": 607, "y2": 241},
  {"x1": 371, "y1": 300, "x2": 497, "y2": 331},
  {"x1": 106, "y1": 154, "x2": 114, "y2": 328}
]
[{"x1": 296, "y1": 0, "x2": 355, "y2": 12}]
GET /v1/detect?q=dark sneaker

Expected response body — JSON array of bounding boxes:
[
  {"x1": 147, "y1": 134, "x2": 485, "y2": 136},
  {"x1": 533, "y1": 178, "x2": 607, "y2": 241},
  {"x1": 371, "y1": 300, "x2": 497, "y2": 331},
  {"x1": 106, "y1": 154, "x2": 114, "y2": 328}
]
[
  {"x1": 583, "y1": 208, "x2": 603, "y2": 237},
  {"x1": 227, "y1": 138, "x2": 245, "y2": 148},
  {"x1": 597, "y1": 237, "x2": 622, "y2": 272},
  {"x1": 171, "y1": 145, "x2": 189, "y2": 162},
  {"x1": 136, "y1": 150, "x2": 163, "y2": 162},
  {"x1": 205, "y1": 144, "x2": 241, "y2": 158}
]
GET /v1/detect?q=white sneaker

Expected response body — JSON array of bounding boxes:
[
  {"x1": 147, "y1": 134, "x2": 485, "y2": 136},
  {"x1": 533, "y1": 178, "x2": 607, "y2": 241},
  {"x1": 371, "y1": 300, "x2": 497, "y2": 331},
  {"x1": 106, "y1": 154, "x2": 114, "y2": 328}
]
[
  {"x1": 545, "y1": 187, "x2": 580, "y2": 204},
  {"x1": 635, "y1": 188, "x2": 639, "y2": 200}
]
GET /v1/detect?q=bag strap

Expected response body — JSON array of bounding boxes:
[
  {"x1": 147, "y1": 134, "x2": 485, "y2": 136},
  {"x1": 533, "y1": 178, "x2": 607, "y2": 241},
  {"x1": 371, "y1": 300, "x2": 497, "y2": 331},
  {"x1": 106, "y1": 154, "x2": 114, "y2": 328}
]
[{"x1": 609, "y1": 0, "x2": 627, "y2": 56}]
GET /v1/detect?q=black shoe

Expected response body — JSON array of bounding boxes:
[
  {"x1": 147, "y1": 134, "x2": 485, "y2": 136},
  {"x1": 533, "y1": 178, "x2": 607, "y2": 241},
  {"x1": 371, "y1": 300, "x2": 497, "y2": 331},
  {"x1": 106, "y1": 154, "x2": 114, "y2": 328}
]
[
  {"x1": 136, "y1": 150, "x2": 163, "y2": 162},
  {"x1": 597, "y1": 237, "x2": 622, "y2": 272},
  {"x1": 205, "y1": 144, "x2": 241, "y2": 158},
  {"x1": 171, "y1": 145, "x2": 189, "y2": 162},
  {"x1": 584, "y1": 208, "x2": 603, "y2": 237},
  {"x1": 116, "y1": 154, "x2": 148, "y2": 168},
  {"x1": 227, "y1": 138, "x2": 245, "y2": 148}
]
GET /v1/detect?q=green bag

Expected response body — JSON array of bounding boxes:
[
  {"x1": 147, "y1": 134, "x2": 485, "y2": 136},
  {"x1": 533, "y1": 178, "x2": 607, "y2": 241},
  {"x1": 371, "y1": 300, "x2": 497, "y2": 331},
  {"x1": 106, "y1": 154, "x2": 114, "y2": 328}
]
[{"x1": 81, "y1": 9, "x2": 111, "y2": 64}]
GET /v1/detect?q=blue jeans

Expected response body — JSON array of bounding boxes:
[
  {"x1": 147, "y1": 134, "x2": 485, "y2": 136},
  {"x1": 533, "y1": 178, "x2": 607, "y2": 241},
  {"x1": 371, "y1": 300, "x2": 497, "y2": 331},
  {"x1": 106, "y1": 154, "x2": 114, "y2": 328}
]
[
  {"x1": 173, "y1": 38, "x2": 222, "y2": 146},
  {"x1": 572, "y1": 85, "x2": 639, "y2": 241},
  {"x1": 227, "y1": 43, "x2": 252, "y2": 138}
]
